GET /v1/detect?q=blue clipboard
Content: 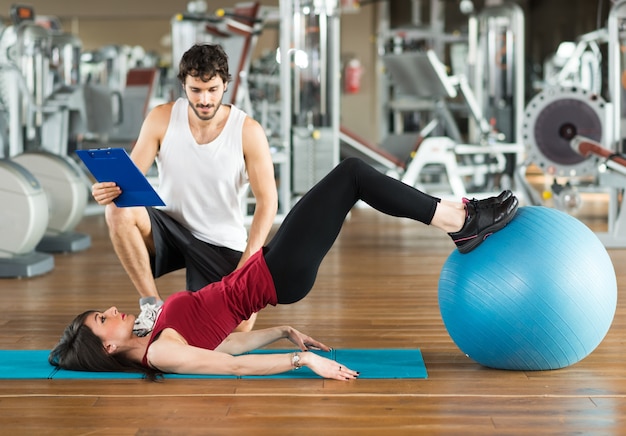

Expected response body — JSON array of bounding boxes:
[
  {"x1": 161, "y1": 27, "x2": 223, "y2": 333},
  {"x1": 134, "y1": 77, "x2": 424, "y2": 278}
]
[{"x1": 76, "y1": 148, "x2": 165, "y2": 207}]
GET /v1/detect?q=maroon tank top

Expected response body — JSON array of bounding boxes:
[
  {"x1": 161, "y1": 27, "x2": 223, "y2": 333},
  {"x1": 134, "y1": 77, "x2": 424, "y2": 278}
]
[{"x1": 142, "y1": 250, "x2": 277, "y2": 367}]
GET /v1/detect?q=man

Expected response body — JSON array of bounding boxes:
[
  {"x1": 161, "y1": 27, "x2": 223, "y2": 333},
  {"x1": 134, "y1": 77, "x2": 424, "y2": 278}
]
[{"x1": 91, "y1": 44, "x2": 278, "y2": 336}]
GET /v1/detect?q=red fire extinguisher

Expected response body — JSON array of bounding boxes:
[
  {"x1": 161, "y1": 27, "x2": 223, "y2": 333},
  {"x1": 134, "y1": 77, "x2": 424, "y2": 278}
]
[{"x1": 344, "y1": 58, "x2": 363, "y2": 94}]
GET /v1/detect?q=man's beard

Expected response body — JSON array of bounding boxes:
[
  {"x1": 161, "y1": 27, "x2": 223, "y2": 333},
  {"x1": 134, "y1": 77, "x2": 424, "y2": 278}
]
[{"x1": 190, "y1": 99, "x2": 222, "y2": 121}]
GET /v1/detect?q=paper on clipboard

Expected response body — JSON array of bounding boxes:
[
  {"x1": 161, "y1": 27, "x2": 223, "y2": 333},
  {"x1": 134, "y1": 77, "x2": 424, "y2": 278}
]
[{"x1": 76, "y1": 148, "x2": 165, "y2": 207}]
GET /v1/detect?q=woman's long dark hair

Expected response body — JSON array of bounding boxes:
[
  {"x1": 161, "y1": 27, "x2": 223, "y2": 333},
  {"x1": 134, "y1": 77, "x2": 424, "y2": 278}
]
[{"x1": 49, "y1": 310, "x2": 162, "y2": 381}]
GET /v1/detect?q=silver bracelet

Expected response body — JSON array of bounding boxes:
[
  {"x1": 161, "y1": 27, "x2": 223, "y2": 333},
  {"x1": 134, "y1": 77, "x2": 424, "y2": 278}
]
[{"x1": 291, "y1": 352, "x2": 302, "y2": 370}]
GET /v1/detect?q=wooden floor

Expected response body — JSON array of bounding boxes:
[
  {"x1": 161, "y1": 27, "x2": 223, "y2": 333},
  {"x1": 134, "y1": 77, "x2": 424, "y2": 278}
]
[{"x1": 1, "y1": 198, "x2": 625, "y2": 435}]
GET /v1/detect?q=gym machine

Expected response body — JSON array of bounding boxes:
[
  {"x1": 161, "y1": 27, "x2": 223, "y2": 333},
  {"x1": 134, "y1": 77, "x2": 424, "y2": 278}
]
[
  {"x1": 519, "y1": 0, "x2": 626, "y2": 247},
  {"x1": 342, "y1": 0, "x2": 466, "y2": 178},
  {"x1": 469, "y1": 2, "x2": 525, "y2": 147},
  {"x1": 379, "y1": 3, "x2": 524, "y2": 196},
  {"x1": 12, "y1": 151, "x2": 90, "y2": 253},
  {"x1": 0, "y1": 159, "x2": 53, "y2": 277},
  {"x1": 384, "y1": 49, "x2": 522, "y2": 197},
  {"x1": 342, "y1": 1, "x2": 524, "y2": 198},
  {"x1": 543, "y1": 29, "x2": 607, "y2": 94},
  {"x1": 279, "y1": 0, "x2": 340, "y2": 196},
  {"x1": 0, "y1": 5, "x2": 91, "y2": 276}
]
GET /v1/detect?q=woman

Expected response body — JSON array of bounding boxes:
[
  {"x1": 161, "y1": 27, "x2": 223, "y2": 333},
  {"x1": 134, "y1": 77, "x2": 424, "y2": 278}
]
[{"x1": 50, "y1": 158, "x2": 518, "y2": 381}]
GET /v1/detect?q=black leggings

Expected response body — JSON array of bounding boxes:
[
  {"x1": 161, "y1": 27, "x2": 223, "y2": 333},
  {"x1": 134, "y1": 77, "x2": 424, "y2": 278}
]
[{"x1": 264, "y1": 158, "x2": 439, "y2": 304}]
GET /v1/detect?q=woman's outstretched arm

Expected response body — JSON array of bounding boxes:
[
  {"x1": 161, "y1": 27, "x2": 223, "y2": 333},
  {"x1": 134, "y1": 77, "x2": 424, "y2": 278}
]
[
  {"x1": 145, "y1": 328, "x2": 358, "y2": 380},
  {"x1": 215, "y1": 325, "x2": 331, "y2": 356}
]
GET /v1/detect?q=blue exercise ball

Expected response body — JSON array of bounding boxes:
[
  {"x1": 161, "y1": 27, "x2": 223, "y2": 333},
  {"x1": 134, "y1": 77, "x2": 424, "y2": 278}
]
[{"x1": 438, "y1": 206, "x2": 617, "y2": 370}]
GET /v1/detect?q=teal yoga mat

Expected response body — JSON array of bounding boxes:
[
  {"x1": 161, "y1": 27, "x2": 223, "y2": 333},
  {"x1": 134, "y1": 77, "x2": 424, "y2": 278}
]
[{"x1": 0, "y1": 349, "x2": 427, "y2": 380}]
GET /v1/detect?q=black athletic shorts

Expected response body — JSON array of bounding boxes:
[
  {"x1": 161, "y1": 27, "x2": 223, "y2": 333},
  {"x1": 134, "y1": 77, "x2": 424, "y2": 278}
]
[{"x1": 147, "y1": 208, "x2": 242, "y2": 291}]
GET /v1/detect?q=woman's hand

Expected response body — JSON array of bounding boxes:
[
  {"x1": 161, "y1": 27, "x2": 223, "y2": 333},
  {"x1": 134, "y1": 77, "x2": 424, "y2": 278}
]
[
  {"x1": 283, "y1": 327, "x2": 359, "y2": 381},
  {"x1": 91, "y1": 182, "x2": 121, "y2": 205},
  {"x1": 284, "y1": 327, "x2": 332, "y2": 352},
  {"x1": 300, "y1": 352, "x2": 359, "y2": 381}
]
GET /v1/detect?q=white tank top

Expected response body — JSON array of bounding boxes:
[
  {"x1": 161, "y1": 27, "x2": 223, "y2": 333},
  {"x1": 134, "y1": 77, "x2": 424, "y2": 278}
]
[{"x1": 156, "y1": 98, "x2": 248, "y2": 251}]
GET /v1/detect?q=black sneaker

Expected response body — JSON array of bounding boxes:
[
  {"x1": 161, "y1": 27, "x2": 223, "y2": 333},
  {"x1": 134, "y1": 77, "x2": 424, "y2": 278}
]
[
  {"x1": 463, "y1": 190, "x2": 513, "y2": 210},
  {"x1": 449, "y1": 194, "x2": 519, "y2": 254}
]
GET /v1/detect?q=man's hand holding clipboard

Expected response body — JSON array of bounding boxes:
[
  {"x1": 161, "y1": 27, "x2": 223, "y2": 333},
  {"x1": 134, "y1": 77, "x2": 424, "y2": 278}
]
[{"x1": 76, "y1": 148, "x2": 165, "y2": 207}]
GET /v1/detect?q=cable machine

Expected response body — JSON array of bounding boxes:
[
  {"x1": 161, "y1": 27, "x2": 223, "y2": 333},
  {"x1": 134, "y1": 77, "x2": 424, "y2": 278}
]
[{"x1": 279, "y1": 0, "x2": 341, "y2": 196}]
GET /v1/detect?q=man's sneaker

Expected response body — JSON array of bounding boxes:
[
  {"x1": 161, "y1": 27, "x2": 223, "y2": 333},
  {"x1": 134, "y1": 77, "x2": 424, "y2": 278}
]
[
  {"x1": 449, "y1": 194, "x2": 519, "y2": 254},
  {"x1": 133, "y1": 297, "x2": 162, "y2": 337},
  {"x1": 463, "y1": 190, "x2": 513, "y2": 210}
]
